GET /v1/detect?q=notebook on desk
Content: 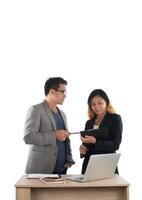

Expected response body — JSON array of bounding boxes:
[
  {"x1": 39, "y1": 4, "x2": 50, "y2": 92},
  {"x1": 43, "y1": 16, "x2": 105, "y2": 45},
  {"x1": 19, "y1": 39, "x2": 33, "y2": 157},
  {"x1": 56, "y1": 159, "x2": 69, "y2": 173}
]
[{"x1": 66, "y1": 153, "x2": 121, "y2": 182}]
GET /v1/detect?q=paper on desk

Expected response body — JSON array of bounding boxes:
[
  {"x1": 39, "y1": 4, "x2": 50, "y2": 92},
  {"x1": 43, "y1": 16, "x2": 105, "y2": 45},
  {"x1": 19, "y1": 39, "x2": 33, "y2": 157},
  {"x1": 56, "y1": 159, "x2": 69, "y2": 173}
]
[{"x1": 27, "y1": 174, "x2": 60, "y2": 179}]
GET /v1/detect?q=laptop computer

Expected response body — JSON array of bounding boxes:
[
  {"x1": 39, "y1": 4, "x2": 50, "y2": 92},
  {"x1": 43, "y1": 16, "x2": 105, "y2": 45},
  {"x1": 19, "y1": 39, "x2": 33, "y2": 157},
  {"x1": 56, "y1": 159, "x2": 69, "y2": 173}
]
[{"x1": 66, "y1": 153, "x2": 121, "y2": 182}]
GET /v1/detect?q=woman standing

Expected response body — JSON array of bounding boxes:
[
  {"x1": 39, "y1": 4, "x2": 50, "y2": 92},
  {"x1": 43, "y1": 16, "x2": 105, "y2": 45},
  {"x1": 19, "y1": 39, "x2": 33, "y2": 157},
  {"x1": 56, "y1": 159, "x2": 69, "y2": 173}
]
[{"x1": 80, "y1": 89, "x2": 123, "y2": 174}]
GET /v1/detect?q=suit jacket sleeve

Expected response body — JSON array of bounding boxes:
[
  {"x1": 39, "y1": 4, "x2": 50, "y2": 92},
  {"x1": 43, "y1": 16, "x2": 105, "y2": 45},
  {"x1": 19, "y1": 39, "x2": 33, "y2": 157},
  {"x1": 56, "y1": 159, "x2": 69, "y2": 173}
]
[
  {"x1": 23, "y1": 106, "x2": 56, "y2": 146},
  {"x1": 61, "y1": 111, "x2": 75, "y2": 165},
  {"x1": 65, "y1": 138, "x2": 75, "y2": 164},
  {"x1": 88, "y1": 114, "x2": 123, "y2": 153}
]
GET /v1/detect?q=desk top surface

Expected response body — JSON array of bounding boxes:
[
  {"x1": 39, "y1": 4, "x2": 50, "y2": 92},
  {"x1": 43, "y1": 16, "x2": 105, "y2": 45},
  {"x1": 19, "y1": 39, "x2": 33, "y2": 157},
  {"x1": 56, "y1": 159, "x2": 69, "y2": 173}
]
[{"x1": 15, "y1": 174, "x2": 130, "y2": 188}]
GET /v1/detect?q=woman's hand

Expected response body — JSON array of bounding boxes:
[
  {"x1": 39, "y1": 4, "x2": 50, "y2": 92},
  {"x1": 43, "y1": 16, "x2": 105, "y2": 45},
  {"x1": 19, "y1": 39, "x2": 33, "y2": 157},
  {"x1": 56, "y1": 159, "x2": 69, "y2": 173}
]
[
  {"x1": 80, "y1": 135, "x2": 96, "y2": 144},
  {"x1": 64, "y1": 163, "x2": 71, "y2": 168},
  {"x1": 79, "y1": 144, "x2": 88, "y2": 155}
]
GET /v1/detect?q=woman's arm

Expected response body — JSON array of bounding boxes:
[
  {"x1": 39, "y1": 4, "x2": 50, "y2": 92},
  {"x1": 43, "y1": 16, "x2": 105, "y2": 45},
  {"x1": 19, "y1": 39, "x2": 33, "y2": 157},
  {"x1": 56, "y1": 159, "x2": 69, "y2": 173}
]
[{"x1": 90, "y1": 114, "x2": 123, "y2": 153}]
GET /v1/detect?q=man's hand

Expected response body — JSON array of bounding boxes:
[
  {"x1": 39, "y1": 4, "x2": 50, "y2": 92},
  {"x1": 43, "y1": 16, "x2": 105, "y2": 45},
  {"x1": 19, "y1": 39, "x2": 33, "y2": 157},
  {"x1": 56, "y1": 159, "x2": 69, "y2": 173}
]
[
  {"x1": 80, "y1": 135, "x2": 96, "y2": 144},
  {"x1": 56, "y1": 130, "x2": 69, "y2": 141}
]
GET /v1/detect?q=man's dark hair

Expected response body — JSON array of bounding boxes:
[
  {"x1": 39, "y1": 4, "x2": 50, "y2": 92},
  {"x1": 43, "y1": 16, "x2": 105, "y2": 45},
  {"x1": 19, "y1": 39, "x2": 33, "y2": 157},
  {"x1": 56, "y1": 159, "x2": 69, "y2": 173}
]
[{"x1": 44, "y1": 77, "x2": 67, "y2": 95}]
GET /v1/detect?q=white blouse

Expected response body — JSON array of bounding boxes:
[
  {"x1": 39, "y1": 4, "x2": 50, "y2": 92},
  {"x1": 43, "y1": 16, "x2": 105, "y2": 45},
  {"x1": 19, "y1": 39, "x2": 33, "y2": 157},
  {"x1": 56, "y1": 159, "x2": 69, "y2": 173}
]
[{"x1": 93, "y1": 125, "x2": 99, "y2": 129}]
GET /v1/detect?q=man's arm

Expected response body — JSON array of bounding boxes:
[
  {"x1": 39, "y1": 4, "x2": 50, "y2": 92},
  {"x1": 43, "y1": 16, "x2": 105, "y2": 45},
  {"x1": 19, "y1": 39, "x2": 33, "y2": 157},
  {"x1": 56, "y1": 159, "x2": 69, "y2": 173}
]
[{"x1": 23, "y1": 106, "x2": 56, "y2": 146}]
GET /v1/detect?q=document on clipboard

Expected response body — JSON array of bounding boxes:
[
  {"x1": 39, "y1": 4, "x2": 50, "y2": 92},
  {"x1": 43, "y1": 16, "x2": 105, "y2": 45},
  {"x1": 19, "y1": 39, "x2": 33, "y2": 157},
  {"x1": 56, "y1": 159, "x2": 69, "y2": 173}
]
[{"x1": 70, "y1": 127, "x2": 108, "y2": 140}]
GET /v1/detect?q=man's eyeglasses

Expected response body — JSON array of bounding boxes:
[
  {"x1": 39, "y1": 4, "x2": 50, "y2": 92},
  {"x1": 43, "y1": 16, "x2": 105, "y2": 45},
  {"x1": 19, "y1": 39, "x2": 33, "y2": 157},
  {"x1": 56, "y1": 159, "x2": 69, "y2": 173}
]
[{"x1": 56, "y1": 89, "x2": 66, "y2": 94}]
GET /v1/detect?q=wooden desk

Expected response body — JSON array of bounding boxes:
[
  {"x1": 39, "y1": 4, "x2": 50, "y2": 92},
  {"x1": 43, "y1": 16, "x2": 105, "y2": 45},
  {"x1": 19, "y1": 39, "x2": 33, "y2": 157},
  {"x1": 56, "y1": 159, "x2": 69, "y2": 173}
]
[{"x1": 15, "y1": 175, "x2": 129, "y2": 200}]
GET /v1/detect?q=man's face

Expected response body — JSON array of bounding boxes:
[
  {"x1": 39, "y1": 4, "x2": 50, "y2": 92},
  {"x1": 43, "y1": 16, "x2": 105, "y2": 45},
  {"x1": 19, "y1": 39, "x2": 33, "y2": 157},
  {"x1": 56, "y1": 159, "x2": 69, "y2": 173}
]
[{"x1": 52, "y1": 83, "x2": 67, "y2": 105}]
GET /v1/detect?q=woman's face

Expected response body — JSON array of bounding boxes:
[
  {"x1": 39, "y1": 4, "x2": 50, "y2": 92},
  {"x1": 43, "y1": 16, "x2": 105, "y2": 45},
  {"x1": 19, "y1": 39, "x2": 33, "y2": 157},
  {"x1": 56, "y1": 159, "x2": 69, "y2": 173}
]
[{"x1": 90, "y1": 96, "x2": 107, "y2": 116}]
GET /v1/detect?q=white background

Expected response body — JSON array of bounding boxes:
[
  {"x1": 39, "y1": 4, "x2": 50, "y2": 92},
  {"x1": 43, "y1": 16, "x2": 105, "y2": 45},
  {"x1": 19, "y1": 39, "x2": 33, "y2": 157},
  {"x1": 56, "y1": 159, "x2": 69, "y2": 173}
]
[{"x1": 0, "y1": 1, "x2": 142, "y2": 199}]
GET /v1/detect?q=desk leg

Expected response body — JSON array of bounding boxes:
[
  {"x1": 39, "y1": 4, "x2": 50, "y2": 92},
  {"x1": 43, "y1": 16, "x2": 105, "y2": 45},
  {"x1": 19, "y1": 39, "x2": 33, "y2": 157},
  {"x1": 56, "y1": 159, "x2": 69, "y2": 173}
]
[
  {"x1": 124, "y1": 187, "x2": 129, "y2": 200},
  {"x1": 16, "y1": 188, "x2": 31, "y2": 200}
]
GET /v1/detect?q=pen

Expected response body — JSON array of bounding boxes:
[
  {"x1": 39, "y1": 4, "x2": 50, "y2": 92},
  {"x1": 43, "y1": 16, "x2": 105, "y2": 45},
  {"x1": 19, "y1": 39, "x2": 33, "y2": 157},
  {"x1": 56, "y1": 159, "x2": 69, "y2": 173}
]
[{"x1": 70, "y1": 132, "x2": 80, "y2": 135}]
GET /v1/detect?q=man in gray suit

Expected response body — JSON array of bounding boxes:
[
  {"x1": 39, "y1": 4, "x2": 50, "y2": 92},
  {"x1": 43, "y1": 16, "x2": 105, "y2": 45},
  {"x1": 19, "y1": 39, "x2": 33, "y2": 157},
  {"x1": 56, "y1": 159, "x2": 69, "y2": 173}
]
[{"x1": 24, "y1": 77, "x2": 75, "y2": 174}]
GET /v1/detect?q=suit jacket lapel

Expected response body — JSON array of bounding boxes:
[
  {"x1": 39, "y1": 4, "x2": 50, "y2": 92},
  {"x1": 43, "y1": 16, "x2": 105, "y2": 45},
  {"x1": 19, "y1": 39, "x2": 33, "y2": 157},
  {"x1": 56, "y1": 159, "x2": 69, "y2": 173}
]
[
  {"x1": 99, "y1": 112, "x2": 109, "y2": 127},
  {"x1": 42, "y1": 101, "x2": 57, "y2": 130},
  {"x1": 42, "y1": 100, "x2": 67, "y2": 130}
]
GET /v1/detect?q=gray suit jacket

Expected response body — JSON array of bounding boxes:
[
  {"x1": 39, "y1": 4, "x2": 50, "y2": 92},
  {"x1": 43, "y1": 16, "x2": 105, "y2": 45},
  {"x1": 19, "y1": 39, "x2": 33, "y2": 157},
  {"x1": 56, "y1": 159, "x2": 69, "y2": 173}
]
[{"x1": 24, "y1": 101, "x2": 75, "y2": 174}]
